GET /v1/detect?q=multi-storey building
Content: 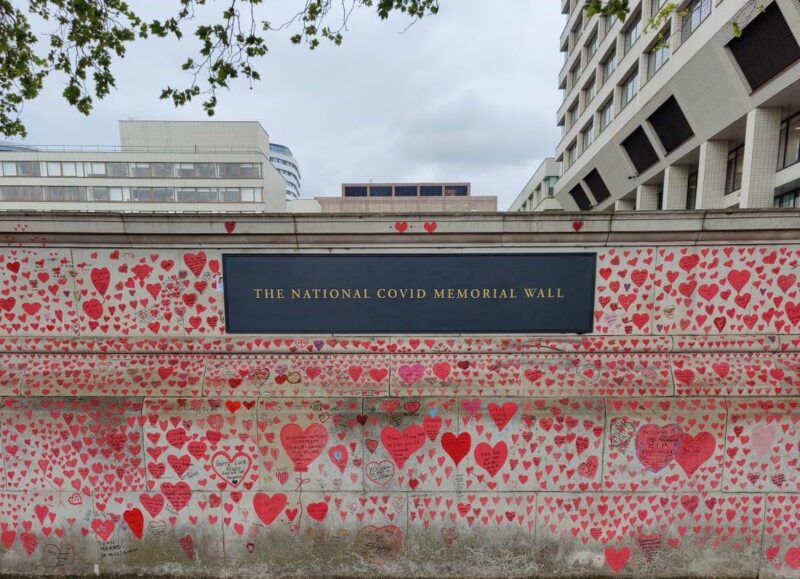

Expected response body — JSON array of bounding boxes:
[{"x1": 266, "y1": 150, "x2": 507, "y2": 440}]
[
  {"x1": 313, "y1": 182, "x2": 497, "y2": 212},
  {"x1": 0, "y1": 121, "x2": 287, "y2": 212},
  {"x1": 269, "y1": 143, "x2": 302, "y2": 200},
  {"x1": 509, "y1": 158, "x2": 563, "y2": 211},
  {"x1": 552, "y1": 0, "x2": 800, "y2": 211}
]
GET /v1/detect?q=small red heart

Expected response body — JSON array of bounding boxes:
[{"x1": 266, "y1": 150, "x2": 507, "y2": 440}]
[
  {"x1": 572, "y1": 220, "x2": 584, "y2": 232},
  {"x1": 224, "y1": 222, "x2": 236, "y2": 234},
  {"x1": 394, "y1": 221, "x2": 409, "y2": 233},
  {"x1": 424, "y1": 221, "x2": 437, "y2": 233}
]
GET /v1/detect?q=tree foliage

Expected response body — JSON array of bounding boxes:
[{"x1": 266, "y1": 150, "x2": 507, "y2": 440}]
[{"x1": 0, "y1": 0, "x2": 439, "y2": 137}]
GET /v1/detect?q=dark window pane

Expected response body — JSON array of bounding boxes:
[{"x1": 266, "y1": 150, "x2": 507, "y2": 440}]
[
  {"x1": 47, "y1": 186, "x2": 85, "y2": 201},
  {"x1": 370, "y1": 186, "x2": 392, "y2": 197},
  {"x1": 106, "y1": 162, "x2": 128, "y2": 177},
  {"x1": 728, "y1": 3, "x2": 800, "y2": 92},
  {"x1": 569, "y1": 185, "x2": 592, "y2": 210},
  {"x1": 17, "y1": 161, "x2": 39, "y2": 177},
  {"x1": 784, "y1": 115, "x2": 800, "y2": 168},
  {"x1": 420, "y1": 185, "x2": 443, "y2": 196},
  {"x1": 131, "y1": 188, "x2": 174, "y2": 202},
  {"x1": 220, "y1": 188, "x2": 242, "y2": 202},
  {"x1": 130, "y1": 163, "x2": 151, "y2": 178},
  {"x1": 647, "y1": 96, "x2": 694, "y2": 153},
  {"x1": 584, "y1": 169, "x2": 611, "y2": 203},
  {"x1": 445, "y1": 185, "x2": 469, "y2": 196},
  {"x1": 343, "y1": 186, "x2": 368, "y2": 197},
  {"x1": 686, "y1": 172, "x2": 698, "y2": 209},
  {"x1": 0, "y1": 186, "x2": 42, "y2": 201},
  {"x1": 178, "y1": 188, "x2": 217, "y2": 202},
  {"x1": 621, "y1": 126, "x2": 659, "y2": 173},
  {"x1": 395, "y1": 186, "x2": 417, "y2": 197}
]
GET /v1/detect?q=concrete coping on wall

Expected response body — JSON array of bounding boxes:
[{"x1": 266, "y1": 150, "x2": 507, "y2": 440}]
[{"x1": 0, "y1": 209, "x2": 797, "y2": 246}]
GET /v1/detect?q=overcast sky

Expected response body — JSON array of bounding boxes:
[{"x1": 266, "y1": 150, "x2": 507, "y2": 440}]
[{"x1": 16, "y1": 1, "x2": 564, "y2": 209}]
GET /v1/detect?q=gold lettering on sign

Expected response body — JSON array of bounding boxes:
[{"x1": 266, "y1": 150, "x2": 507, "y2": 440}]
[
  {"x1": 251, "y1": 286, "x2": 566, "y2": 301},
  {"x1": 523, "y1": 288, "x2": 564, "y2": 299},
  {"x1": 253, "y1": 288, "x2": 285, "y2": 299}
]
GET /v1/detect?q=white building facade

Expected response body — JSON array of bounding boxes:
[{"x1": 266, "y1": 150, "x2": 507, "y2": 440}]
[
  {"x1": 509, "y1": 158, "x2": 562, "y2": 211},
  {"x1": 0, "y1": 121, "x2": 288, "y2": 212},
  {"x1": 553, "y1": 0, "x2": 800, "y2": 211},
  {"x1": 269, "y1": 143, "x2": 302, "y2": 200}
]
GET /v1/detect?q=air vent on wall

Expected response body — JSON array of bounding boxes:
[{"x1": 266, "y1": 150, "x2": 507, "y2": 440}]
[
  {"x1": 728, "y1": 3, "x2": 800, "y2": 92},
  {"x1": 621, "y1": 127, "x2": 659, "y2": 173},
  {"x1": 583, "y1": 169, "x2": 611, "y2": 204},
  {"x1": 569, "y1": 184, "x2": 592, "y2": 210},
  {"x1": 647, "y1": 96, "x2": 694, "y2": 154}
]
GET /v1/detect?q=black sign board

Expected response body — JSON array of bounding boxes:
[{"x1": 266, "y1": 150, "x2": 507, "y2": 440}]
[{"x1": 223, "y1": 253, "x2": 596, "y2": 334}]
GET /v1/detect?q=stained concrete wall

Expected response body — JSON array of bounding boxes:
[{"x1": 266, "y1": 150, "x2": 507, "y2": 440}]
[{"x1": 0, "y1": 211, "x2": 800, "y2": 577}]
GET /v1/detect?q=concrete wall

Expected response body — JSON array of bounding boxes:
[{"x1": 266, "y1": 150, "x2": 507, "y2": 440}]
[{"x1": 1, "y1": 210, "x2": 800, "y2": 577}]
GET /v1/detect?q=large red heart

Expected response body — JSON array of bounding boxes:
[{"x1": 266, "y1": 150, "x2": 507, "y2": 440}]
[
  {"x1": 675, "y1": 432, "x2": 716, "y2": 477},
  {"x1": 381, "y1": 425, "x2": 426, "y2": 469},
  {"x1": 635, "y1": 424, "x2": 682, "y2": 472},
  {"x1": 474, "y1": 441, "x2": 508, "y2": 477},
  {"x1": 123, "y1": 508, "x2": 144, "y2": 539},
  {"x1": 280, "y1": 423, "x2": 328, "y2": 472},
  {"x1": 605, "y1": 547, "x2": 631, "y2": 573},
  {"x1": 253, "y1": 493, "x2": 287, "y2": 526},
  {"x1": 441, "y1": 432, "x2": 471, "y2": 466}
]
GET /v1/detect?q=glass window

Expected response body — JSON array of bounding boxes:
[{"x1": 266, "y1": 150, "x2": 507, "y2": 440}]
[
  {"x1": 395, "y1": 185, "x2": 417, "y2": 197},
  {"x1": 566, "y1": 142, "x2": 577, "y2": 168},
  {"x1": 218, "y1": 163, "x2": 261, "y2": 178},
  {"x1": 369, "y1": 186, "x2": 392, "y2": 197},
  {"x1": 725, "y1": 146, "x2": 744, "y2": 193},
  {"x1": 782, "y1": 113, "x2": 800, "y2": 169},
  {"x1": 568, "y1": 103, "x2": 579, "y2": 128},
  {"x1": 602, "y1": 50, "x2": 617, "y2": 82},
  {"x1": 1, "y1": 162, "x2": 17, "y2": 176},
  {"x1": 195, "y1": 163, "x2": 216, "y2": 178},
  {"x1": 177, "y1": 188, "x2": 217, "y2": 202},
  {"x1": 177, "y1": 163, "x2": 196, "y2": 178},
  {"x1": 774, "y1": 190, "x2": 800, "y2": 208},
  {"x1": 0, "y1": 186, "x2": 42, "y2": 201},
  {"x1": 17, "y1": 161, "x2": 39, "y2": 177},
  {"x1": 62, "y1": 162, "x2": 79, "y2": 177},
  {"x1": 90, "y1": 187, "x2": 109, "y2": 201},
  {"x1": 130, "y1": 163, "x2": 151, "y2": 178},
  {"x1": 220, "y1": 188, "x2": 242, "y2": 202},
  {"x1": 648, "y1": 38, "x2": 670, "y2": 78},
  {"x1": 445, "y1": 185, "x2": 469, "y2": 196},
  {"x1": 686, "y1": 172, "x2": 698, "y2": 209},
  {"x1": 652, "y1": 0, "x2": 668, "y2": 14},
  {"x1": 545, "y1": 176, "x2": 559, "y2": 195},
  {"x1": 343, "y1": 186, "x2": 368, "y2": 197},
  {"x1": 604, "y1": 14, "x2": 617, "y2": 37},
  {"x1": 85, "y1": 162, "x2": 106, "y2": 177},
  {"x1": 46, "y1": 162, "x2": 62, "y2": 177},
  {"x1": 682, "y1": 0, "x2": 711, "y2": 38},
  {"x1": 47, "y1": 186, "x2": 85, "y2": 201},
  {"x1": 582, "y1": 123, "x2": 595, "y2": 150},
  {"x1": 131, "y1": 188, "x2": 174, "y2": 202},
  {"x1": 584, "y1": 77, "x2": 597, "y2": 105},
  {"x1": 106, "y1": 162, "x2": 128, "y2": 177},
  {"x1": 420, "y1": 185, "x2": 443, "y2": 196},
  {"x1": 150, "y1": 163, "x2": 173, "y2": 178},
  {"x1": 241, "y1": 188, "x2": 257, "y2": 202},
  {"x1": 624, "y1": 13, "x2": 642, "y2": 54},
  {"x1": 599, "y1": 99, "x2": 615, "y2": 131},
  {"x1": 621, "y1": 69, "x2": 640, "y2": 108},
  {"x1": 586, "y1": 30, "x2": 598, "y2": 59},
  {"x1": 570, "y1": 60, "x2": 581, "y2": 86}
]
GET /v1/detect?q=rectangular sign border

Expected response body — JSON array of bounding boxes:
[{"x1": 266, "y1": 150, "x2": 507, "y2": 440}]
[{"x1": 222, "y1": 252, "x2": 596, "y2": 335}]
